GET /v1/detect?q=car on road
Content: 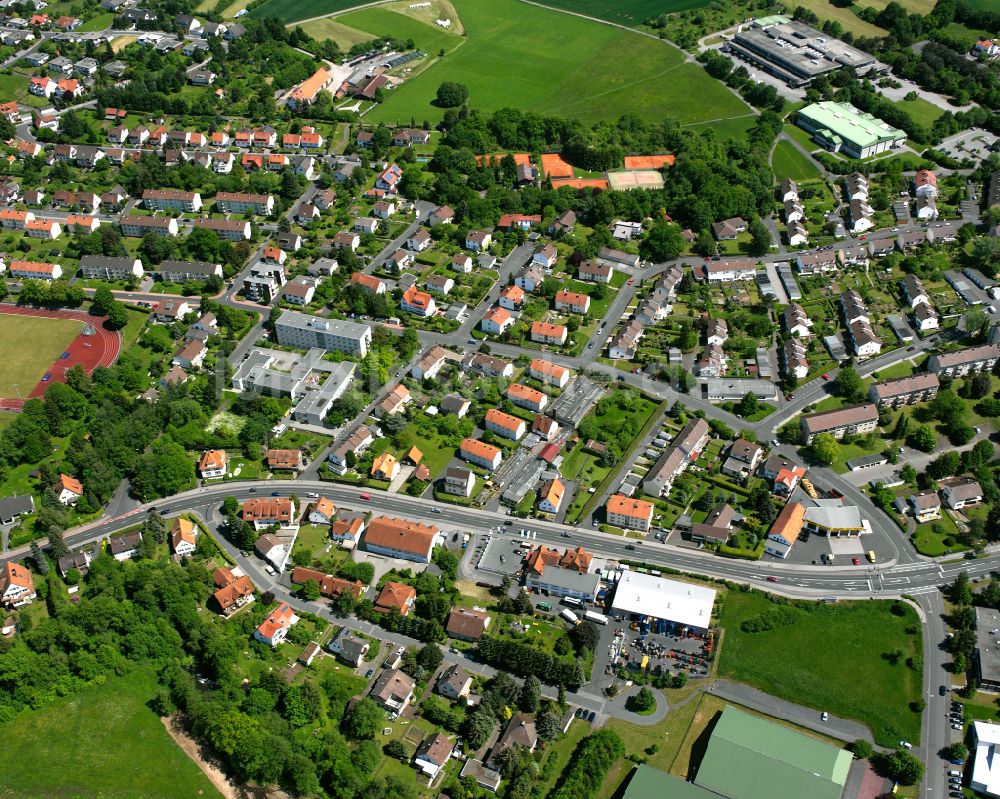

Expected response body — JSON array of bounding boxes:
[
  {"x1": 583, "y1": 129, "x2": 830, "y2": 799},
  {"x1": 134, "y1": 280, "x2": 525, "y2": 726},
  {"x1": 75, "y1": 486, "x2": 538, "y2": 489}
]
[
  {"x1": 941, "y1": 685, "x2": 948, "y2": 695},
  {"x1": 907, "y1": 346, "x2": 915, "y2": 351},
  {"x1": 271, "y1": 491, "x2": 280, "y2": 497},
  {"x1": 821, "y1": 711, "x2": 828, "y2": 721},
  {"x1": 588, "y1": 342, "x2": 593, "y2": 348},
  {"x1": 359, "y1": 492, "x2": 372, "y2": 500},
  {"x1": 248, "y1": 488, "x2": 256, "y2": 493},
  {"x1": 766, "y1": 576, "x2": 779, "y2": 582},
  {"x1": 822, "y1": 373, "x2": 830, "y2": 380},
  {"x1": 503, "y1": 520, "x2": 513, "y2": 526},
  {"x1": 626, "y1": 278, "x2": 634, "y2": 285},
  {"x1": 852, "y1": 557, "x2": 861, "y2": 565},
  {"x1": 431, "y1": 508, "x2": 442, "y2": 514},
  {"x1": 561, "y1": 532, "x2": 572, "y2": 538},
  {"x1": 899, "y1": 741, "x2": 913, "y2": 749},
  {"x1": 365, "y1": 669, "x2": 374, "y2": 678},
  {"x1": 625, "y1": 544, "x2": 636, "y2": 550}
]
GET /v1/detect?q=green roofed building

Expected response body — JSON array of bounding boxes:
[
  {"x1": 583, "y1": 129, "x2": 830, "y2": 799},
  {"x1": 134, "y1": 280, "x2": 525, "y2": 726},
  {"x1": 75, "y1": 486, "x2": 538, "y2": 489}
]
[
  {"x1": 622, "y1": 765, "x2": 718, "y2": 799},
  {"x1": 797, "y1": 101, "x2": 905, "y2": 160},
  {"x1": 694, "y1": 707, "x2": 852, "y2": 799}
]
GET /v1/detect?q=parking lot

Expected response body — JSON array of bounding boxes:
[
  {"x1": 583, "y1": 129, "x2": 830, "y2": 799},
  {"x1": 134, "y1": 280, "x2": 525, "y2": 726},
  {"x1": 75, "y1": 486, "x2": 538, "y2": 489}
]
[
  {"x1": 591, "y1": 615, "x2": 714, "y2": 693},
  {"x1": 474, "y1": 530, "x2": 535, "y2": 577},
  {"x1": 937, "y1": 128, "x2": 998, "y2": 161}
]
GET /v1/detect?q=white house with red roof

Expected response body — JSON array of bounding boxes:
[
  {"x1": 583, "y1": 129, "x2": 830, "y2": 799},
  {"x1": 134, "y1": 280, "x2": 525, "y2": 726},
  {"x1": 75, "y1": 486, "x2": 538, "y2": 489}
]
[{"x1": 254, "y1": 602, "x2": 299, "y2": 647}]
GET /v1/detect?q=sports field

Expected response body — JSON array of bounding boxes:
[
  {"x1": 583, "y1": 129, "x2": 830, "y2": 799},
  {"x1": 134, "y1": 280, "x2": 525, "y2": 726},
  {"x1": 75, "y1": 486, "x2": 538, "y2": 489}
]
[
  {"x1": 771, "y1": 140, "x2": 821, "y2": 182},
  {"x1": 339, "y1": 0, "x2": 755, "y2": 126},
  {"x1": 0, "y1": 313, "x2": 81, "y2": 398},
  {"x1": 718, "y1": 591, "x2": 922, "y2": 747},
  {"x1": 531, "y1": 0, "x2": 710, "y2": 25},
  {"x1": 0, "y1": 669, "x2": 221, "y2": 799}
]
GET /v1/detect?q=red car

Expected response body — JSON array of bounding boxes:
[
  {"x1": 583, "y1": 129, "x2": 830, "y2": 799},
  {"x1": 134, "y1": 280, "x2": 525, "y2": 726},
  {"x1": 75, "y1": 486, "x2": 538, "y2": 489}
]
[
  {"x1": 766, "y1": 576, "x2": 779, "y2": 582},
  {"x1": 359, "y1": 492, "x2": 372, "y2": 500},
  {"x1": 822, "y1": 373, "x2": 830, "y2": 380},
  {"x1": 626, "y1": 278, "x2": 635, "y2": 285},
  {"x1": 852, "y1": 557, "x2": 861, "y2": 565}
]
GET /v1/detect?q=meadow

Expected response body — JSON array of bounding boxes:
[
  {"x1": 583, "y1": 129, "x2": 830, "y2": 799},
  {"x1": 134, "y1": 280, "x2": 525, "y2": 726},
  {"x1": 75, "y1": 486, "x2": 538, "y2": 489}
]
[
  {"x1": 0, "y1": 313, "x2": 82, "y2": 398},
  {"x1": 771, "y1": 139, "x2": 821, "y2": 182},
  {"x1": 0, "y1": 669, "x2": 222, "y2": 799},
  {"x1": 334, "y1": 0, "x2": 755, "y2": 127},
  {"x1": 718, "y1": 590, "x2": 923, "y2": 747}
]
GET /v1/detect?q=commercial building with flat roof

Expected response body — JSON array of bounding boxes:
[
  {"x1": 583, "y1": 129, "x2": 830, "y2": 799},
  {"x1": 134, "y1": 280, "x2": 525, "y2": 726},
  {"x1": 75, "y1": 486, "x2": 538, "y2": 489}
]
[
  {"x1": 274, "y1": 309, "x2": 371, "y2": 357},
  {"x1": 725, "y1": 17, "x2": 877, "y2": 87},
  {"x1": 975, "y1": 606, "x2": 1000, "y2": 692},
  {"x1": 694, "y1": 706, "x2": 852, "y2": 799},
  {"x1": 610, "y1": 572, "x2": 716, "y2": 634},
  {"x1": 972, "y1": 721, "x2": 1000, "y2": 797},
  {"x1": 796, "y1": 101, "x2": 905, "y2": 159}
]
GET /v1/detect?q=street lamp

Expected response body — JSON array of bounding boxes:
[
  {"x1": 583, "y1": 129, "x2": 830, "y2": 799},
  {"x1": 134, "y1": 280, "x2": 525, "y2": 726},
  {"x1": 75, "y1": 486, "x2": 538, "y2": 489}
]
[{"x1": 12, "y1": 383, "x2": 21, "y2": 401}]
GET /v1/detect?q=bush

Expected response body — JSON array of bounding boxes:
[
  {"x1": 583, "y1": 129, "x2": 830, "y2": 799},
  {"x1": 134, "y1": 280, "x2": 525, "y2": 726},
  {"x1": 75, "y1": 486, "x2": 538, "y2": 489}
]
[
  {"x1": 384, "y1": 740, "x2": 408, "y2": 761},
  {"x1": 625, "y1": 687, "x2": 656, "y2": 713}
]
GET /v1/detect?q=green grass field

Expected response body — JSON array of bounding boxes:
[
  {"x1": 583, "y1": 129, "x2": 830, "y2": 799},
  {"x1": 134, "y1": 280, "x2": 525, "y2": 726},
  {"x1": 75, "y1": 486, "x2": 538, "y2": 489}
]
[
  {"x1": 530, "y1": 0, "x2": 710, "y2": 26},
  {"x1": 771, "y1": 140, "x2": 821, "y2": 182},
  {"x1": 0, "y1": 669, "x2": 222, "y2": 799},
  {"x1": 718, "y1": 591, "x2": 922, "y2": 747},
  {"x1": 786, "y1": 0, "x2": 885, "y2": 37},
  {"x1": 893, "y1": 96, "x2": 943, "y2": 129},
  {"x1": 0, "y1": 313, "x2": 82, "y2": 398},
  {"x1": 302, "y1": 16, "x2": 376, "y2": 48},
  {"x1": 250, "y1": 0, "x2": 361, "y2": 22},
  {"x1": 342, "y1": 0, "x2": 754, "y2": 126}
]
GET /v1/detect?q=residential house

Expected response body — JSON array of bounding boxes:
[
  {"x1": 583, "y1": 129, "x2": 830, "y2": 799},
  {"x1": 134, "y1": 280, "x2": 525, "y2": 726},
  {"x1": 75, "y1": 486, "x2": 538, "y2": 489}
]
[
  {"x1": 436, "y1": 663, "x2": 472, "y2": 699},
  {"x1": 942, "y1": 480, "x2": 983, "y2": 510},
  {"x1": 370, "y1": 668, "x2": 415, "y2": 715},
  {"x1": 328, "y1": 627, "x2": 370, "y2": 666},
  {"x1": 171, "y1": 517, "x2": 199, "y2": 557},
  {"x1": 0, "y1": 563, "x2": 35, "y2": 608},
  {"x1": 374, "y1": 581, "x2": 417, "y2": 615},
  {"x1": 446, "y1": 607, "x2": 491, "y2": 641},
  {"x1": 254, "y1": 602, "x2": 298, "y2": 647},
  {"x1": 364, "y1": 517, "x2": 437, "y2": 563},
  {"x1": 242, "y1": 497, "x2": 295, "y2": 529},
  {"x1": 530, "y1": 321, "x2": 568, "y2": 346},
  {"x1": 460, "y1": 438, "x2": 503, "y2": 470},
  {"x1": 605, "y1": 494, "x2": 654, "y2": 532},
  {"x1": 481, "y1": 307, "x2": 514, "y2": 336},
  {"x1": 197, "y1": 449, "x2": 228, "y2": 479},
  {"x1": 109, "y1": 532, "x2": 142, "y2": 561},
  {"x1": 800, "y1": 403, "x2": 879, "y2": 444}
]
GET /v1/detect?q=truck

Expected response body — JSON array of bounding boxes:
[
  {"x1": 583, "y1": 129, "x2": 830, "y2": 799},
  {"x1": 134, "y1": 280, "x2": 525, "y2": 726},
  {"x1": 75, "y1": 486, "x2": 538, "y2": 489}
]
[
  {"x1": 584, "y1": 610, "x2": 609, "y2": 625},
  {"x1": 537, "y1": 601, "x2": 553, "y2": 612},
  {"x1": 560, "y1": 609, "x2": 579, "y2": 624},
  {"x1": 462, "y1": 534, "x2": 470, "y2": 550}
]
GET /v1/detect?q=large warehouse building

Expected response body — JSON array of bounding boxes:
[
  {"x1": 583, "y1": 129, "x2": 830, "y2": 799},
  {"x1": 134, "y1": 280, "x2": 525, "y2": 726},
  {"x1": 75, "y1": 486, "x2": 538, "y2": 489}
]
[
  {"x1": 724, "y1": 16, "x2": 878, "y2": 88},
  {"x1": 610, "y1": 571, "x2": 716, "y2": 635},
  {"x1": 695, "y1": 707, "x2": 852, "y2": 799},
  {"x1": 796, "y1": 101, "x2": 905, "y2": 160}
]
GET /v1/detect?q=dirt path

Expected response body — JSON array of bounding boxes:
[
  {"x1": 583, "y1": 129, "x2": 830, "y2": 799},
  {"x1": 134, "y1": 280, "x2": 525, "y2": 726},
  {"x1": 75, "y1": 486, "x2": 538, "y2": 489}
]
[{"x1": 161, "y1": 715, "x2": 240, "y2": 799}]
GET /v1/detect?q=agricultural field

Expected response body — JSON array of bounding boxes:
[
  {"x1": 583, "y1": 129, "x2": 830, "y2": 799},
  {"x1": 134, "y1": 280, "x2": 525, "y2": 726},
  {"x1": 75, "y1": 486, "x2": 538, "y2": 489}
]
[
  {"x1": 0, "y1": 313, "x2": 82, "y2": 398},
  {"x1": 771, "y1": 140, "x2": 821, "y2": 182},
  {"x1": 531, "y1": 0, "x2": 710, "y2": 26},
  {"x1": 303, "y1": 16, "x2": 383, "y2": 48},
  {"x1": 718, "y1": 590, "x2": 923, "y2": 747},
  {"x1": 249, "y1": 0, "x2": 362, "y2": 22},
  {"x1": 0, "y1": 669, "x2": 222, "y2": 799},
  {"x1": 338, "y1": 0, "x2": 755, "y2": 127}
]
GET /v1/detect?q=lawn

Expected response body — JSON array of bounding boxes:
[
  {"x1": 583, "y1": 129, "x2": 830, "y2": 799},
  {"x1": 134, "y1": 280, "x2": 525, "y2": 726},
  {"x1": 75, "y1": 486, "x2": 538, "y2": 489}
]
[
  {"x1": 79, "y1": 12, "x2": 115, "y2": 30},
  {"x1": 0, "y1": 668, "x2": 222, "y2": 799},
  {"x1": 0, "y1": 313, "x2": 82, "y2": 398},
  {"x1": 892, "y1": 96, "x2": 943, "y2": 129},
  {"x1": 718, "y1": 590, "x2": 922, "y2": 747},
  {"x1": 350, "y1": 0, "x2": 754, "y2": 127},
  {"x1": 0, "y1": 72, "x2": 30, "y2": 104},
  {"x1": 871, "y1": 360, "x2": 914, "y2": 381},
  {"x1": 912, "y1": 511, "x2": 965, "y2": 557},
  {"x1": 771, "y1": 140, "x2": 821, "y2": 182},
  {"x1": 531, "y1": 0, "x2": 711, "y2": 26}
]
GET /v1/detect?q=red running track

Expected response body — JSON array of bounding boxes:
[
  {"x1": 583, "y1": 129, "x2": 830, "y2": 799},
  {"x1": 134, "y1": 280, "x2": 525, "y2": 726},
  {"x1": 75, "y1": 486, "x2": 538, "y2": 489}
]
[{"x1": 0, "y1": 305, "x2": 122, "y2": 412}]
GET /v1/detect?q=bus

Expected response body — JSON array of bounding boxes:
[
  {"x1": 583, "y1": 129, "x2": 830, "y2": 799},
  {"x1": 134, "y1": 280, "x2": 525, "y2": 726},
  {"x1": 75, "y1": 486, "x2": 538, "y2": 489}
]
[
  {"x1": 537, "y1": 601, "x2": 553, "y2": 612},
  {"x1": 560, "y1": 609, "x2": 579, "y2": 624},
  {"x1": 584, "y1": 610, "x2": 609, "y2": 625},
  {"x1": 562, "y1": 597, "x2": 584, "y2": 608}
]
